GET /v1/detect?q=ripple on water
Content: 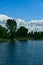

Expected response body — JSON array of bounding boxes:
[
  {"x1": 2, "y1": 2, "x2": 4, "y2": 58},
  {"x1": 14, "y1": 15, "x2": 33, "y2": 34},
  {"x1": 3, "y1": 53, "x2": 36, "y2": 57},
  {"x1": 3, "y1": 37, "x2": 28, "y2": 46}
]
[{"x1": 0, "y1": 40, "x2": 43, "y2": 65}]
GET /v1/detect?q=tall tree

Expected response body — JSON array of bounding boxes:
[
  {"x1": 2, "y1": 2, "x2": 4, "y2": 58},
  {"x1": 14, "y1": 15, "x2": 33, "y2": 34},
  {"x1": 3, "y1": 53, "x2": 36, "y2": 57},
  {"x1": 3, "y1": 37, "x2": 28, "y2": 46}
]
[{"x1": 6, "y1": 19, "x2": 17, "y2": 40}]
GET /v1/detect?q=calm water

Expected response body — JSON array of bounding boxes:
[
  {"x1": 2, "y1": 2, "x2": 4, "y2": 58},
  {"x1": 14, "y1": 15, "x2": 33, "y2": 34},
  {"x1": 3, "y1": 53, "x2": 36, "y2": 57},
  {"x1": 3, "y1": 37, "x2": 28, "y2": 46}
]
[{"x1": 0, "y1": 40, "x2": 43, "y2": 65}]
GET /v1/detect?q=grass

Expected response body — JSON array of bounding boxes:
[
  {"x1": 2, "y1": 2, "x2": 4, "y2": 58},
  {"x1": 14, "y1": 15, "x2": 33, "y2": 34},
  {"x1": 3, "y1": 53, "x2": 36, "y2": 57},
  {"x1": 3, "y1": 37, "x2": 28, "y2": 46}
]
[
  {"x1": 0, "y1": 37, "x2": 43, "y2": 42},
  {"x1": 15, "y1": 37, "x2": 33, "y2": 40},
  {"x1": 0, "y1": 37, "x2": 33, "y2": 42},
  {"x1": 0, "y1": 38, "x2": 10, "y2": 42}
]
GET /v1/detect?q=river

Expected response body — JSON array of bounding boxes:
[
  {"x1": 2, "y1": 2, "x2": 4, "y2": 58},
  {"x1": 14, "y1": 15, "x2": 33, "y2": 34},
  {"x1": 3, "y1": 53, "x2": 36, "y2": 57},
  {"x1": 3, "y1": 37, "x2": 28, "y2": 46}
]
[{"x1": 0, "y1": 40, "x2": 43, "y2": 65}]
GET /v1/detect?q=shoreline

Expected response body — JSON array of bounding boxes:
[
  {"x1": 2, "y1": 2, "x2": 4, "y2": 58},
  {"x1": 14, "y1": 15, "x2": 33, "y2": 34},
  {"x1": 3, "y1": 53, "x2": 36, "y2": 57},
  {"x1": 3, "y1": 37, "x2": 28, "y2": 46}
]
[{"x1": 0, "y1": 37, "x2": 43, "y2": 42}]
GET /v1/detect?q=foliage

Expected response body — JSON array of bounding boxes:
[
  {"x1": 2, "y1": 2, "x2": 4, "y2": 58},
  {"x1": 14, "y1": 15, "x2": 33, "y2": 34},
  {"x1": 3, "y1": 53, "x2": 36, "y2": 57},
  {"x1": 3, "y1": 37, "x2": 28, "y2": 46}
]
[
  {"x1": 0, "y1": 25, "x2": 9, "y2": 39},
  {"x1": 6, "y1": 19, "x2": 17, "y2": 40},
  {"x1": 16, "y1": 26, "x2": 28, "y2": 37},
  {"x1": 0, "y1": 19, "x2": 43, "y2": 40},
  {"x1": 28, "y1": 31, "x2": 43, "y2": 40}
]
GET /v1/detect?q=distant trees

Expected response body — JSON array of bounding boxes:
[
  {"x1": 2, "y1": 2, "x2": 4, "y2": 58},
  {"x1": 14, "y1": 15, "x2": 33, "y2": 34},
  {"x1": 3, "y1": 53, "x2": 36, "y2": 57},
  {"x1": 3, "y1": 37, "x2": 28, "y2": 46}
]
[
  {"x1": 28, "y1": 31, "x2": 43, "y2": 40},
  {"x1": 6, "y1": 19, "x2": 17, "y2": 40},
  {"x1": 16, "y1": 26, "x2": 28, "y2": 37},
  {"x1": 0, "y1": 25, "x2": 9, "y2": 39}
]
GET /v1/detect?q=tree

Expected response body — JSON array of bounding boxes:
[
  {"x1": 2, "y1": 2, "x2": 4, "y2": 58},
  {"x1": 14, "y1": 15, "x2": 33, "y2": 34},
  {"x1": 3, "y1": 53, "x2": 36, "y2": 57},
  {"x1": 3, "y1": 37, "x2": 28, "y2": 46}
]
[
  {"x1": 6, "y1": 19, "x2": 17, "y2": 40},
  {"x1": 0, "y1": 25, "x2": 9, "y2": 39},
  {"x1": 16, "y1": 26, "x2": 28, "y2": 37}
]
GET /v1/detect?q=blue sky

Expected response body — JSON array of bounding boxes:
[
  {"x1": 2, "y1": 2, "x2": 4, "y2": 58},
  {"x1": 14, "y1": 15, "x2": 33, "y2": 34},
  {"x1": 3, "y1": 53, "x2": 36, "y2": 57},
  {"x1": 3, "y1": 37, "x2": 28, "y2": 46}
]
[{"x1": 0, "y1": 0, "x2": 43, "y2": 20}]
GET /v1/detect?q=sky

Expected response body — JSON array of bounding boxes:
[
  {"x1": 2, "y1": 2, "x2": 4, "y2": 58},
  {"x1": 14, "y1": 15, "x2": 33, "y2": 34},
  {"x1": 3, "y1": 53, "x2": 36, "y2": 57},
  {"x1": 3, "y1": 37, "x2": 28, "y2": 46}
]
[
  {"x1": 0, "y1": 0, "x2": 43, "y2": 32},
  {"x1": 0, "y1": 0, "x2": 43, "y2": 20}
]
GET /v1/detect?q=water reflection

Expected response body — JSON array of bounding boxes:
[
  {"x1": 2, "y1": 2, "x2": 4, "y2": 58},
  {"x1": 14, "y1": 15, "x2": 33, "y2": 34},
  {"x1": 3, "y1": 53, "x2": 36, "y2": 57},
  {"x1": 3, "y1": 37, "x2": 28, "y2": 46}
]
[
  {"x1": 5, "y1": 41, "x2": 16, "y2": 65},
  {"x1": 0, "y1": 40, "x2": 43, "y2": 65}
]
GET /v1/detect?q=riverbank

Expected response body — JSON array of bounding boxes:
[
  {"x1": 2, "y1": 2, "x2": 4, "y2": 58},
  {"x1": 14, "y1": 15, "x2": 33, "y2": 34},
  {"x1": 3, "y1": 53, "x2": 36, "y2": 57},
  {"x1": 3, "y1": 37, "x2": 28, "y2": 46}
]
[
  {"x1": 15, "y1": 37, "x2": 33, "y2": 40},
  {"x1": 0, "y1": 37, "x2": 33, "y2": 42},
  {"x1": 0, "y1": 39, "x2": 10, "y2": 42},
  {"x1": 0, "y1": 37, "x2": 43, "y2": 42}
]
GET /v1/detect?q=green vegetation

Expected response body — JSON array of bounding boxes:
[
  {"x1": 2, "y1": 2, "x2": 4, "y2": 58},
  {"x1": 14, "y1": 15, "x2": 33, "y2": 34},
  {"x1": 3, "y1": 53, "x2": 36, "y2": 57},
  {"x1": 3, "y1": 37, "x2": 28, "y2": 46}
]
[
  {"x1": 28, "y1": 31, "x2": 43, "y2": 40},
  {"x1": 15, "y1": 26, "x2": 28, "y2": 37},
  {"x1": 0, "y1": 19, "x2": 43, "y2": 41},
  {"x1": 0, "y1": 25, "x2": 9, "y2": 39},
  {"x1": 6, "y1": 19, "x2": 17, "y2": 40}
]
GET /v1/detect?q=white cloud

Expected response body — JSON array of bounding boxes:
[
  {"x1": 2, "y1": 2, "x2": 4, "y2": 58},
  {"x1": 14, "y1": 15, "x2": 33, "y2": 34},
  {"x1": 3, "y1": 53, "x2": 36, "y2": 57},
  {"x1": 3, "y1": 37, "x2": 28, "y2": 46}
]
[
  {"x1": 0, "y1": 14, "x2": 12, "y2": 27},
  {"x1": 0, "y1": 14, "x2": 43, "y2": 32},
  {"x1": 16, "y1": 19, "x2": 43, "y2": 32},
  {"x1": 0, "y1": 14, "x2": 12, "y2": 21}
]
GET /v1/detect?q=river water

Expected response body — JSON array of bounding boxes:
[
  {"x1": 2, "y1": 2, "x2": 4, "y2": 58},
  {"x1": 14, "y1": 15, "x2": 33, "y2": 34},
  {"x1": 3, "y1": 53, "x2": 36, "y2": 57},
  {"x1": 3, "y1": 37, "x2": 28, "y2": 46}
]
[{"x1": 0, "y1": 40, "x2": 43, "y2": 65}]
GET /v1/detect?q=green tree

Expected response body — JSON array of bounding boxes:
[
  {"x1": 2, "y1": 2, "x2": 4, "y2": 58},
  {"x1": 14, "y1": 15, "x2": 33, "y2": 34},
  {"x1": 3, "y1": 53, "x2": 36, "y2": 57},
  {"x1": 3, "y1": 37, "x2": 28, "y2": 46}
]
[
  {"x1": 0, "y1": 25, "x2": 9, "y2": 39},
  {"x1": 16, "y1": 26, "x2": 28, "y2": 37},
  {"x1": 6, "y1": 19, "x2": 17, "y2": 40}
]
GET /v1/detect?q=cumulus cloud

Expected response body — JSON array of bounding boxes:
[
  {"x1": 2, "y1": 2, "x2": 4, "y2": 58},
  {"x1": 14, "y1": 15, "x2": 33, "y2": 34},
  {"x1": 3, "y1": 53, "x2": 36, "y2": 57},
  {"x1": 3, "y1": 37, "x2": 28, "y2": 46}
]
[
  {"x1": 0, "y1": 14, "x2": 12, "y2": 27},
  {"x1": 0, "y1": 14, "x2": 12, "y2": 21},
  {"x1": 16, "y1": 19, "x2": 43, "y2": 32},
  {"x1": 0, "y1": 14, "x2": 43, "y2": 32}
]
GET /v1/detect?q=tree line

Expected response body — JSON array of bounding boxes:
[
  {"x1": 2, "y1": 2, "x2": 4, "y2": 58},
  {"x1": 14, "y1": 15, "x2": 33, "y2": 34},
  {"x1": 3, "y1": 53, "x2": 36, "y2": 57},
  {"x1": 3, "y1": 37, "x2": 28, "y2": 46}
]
[{"x1": 0, "y1": 19, "x2": 43, "y2": 40}]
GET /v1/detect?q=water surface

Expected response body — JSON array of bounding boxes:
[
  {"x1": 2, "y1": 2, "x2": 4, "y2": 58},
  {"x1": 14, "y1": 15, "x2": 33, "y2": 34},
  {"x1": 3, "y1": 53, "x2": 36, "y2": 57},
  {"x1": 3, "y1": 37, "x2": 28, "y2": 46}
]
[{"x1": 0, "y1": 40, "x2": 43, "y2": 65}]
